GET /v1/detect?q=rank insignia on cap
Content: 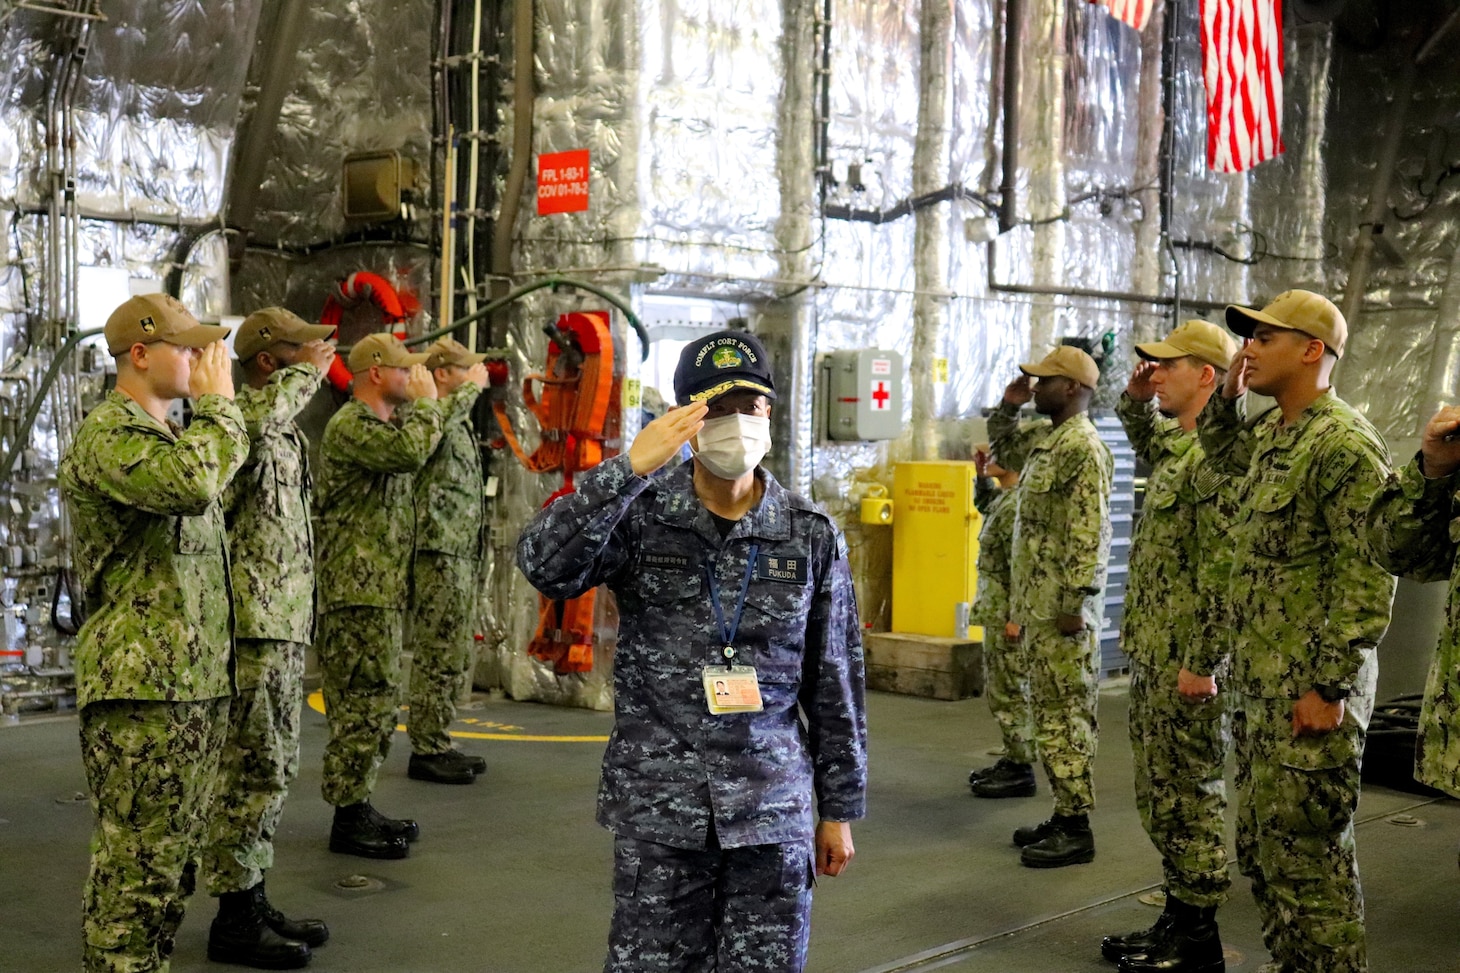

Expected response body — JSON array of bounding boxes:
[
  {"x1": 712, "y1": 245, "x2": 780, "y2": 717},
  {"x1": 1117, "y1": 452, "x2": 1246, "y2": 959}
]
[
  {"x1": 712, "y1": 346, "x2": 743, "y2": 369},
  {"x1": 258, "y1": 326, "x2": 272, "y2": 341},
  {"x1": 139, "y1": 316, "x2": 156, "y2": 334},
  {"x1": 372, "y1": 351, "x2": 383, "y2": 363}
]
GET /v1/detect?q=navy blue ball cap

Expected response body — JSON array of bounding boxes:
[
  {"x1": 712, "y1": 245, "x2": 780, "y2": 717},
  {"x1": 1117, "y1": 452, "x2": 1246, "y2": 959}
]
[{"x1": 673, "y1": 330, "x2": 777, "y2": 405}]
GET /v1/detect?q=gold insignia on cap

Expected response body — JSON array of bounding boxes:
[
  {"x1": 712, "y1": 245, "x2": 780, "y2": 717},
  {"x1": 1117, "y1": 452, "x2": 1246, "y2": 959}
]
[
  {"x1": 258, "y1": 326, "x2": 272, "y2": 341},
  {"x1": 372, "y1": 351, "x2": 383, "y2": 363},
  {"x1": 139, "y1": 316, "x2": 156, "y2": 334}
]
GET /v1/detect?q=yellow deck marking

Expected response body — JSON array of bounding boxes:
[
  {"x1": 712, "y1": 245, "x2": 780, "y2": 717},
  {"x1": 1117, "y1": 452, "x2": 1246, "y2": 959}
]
[{"x1": 305, "y1": 691, "x2": 608, "y2": 743}]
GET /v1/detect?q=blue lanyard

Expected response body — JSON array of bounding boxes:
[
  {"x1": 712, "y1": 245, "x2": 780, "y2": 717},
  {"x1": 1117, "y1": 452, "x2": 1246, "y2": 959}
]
[{"x1": 705, "y1": 543, "x2": 759, "y2": 665}]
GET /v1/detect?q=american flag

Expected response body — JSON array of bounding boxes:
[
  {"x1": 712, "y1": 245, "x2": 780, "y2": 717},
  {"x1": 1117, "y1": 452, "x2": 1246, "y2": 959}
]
[
  {"x1": 1089, "y1": 0, "x2": 1156, "y2": 32},
  {"x1": 1201, "y1": 0, "x2": 1285, "y2": 172}
]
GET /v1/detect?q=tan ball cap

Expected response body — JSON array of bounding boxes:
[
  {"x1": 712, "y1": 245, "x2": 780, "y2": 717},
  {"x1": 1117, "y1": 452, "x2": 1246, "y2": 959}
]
[
  {"x1": 423, "y1": 336, "x2": 487, "y2": 370},
  {"x1": 1135, "y1": 319, "x2": 1238, "y2": 371},
  {"x1": 234, "y1": 307, "x2": 336, "y2": 362},
  {"x1": 346, "y1": 333, "x2": 430, "y2": 373},
  {"x1": 1226, "y1": 289, "x2": 1347, "y2": 359},
  {"x1": 1019, "y1": 345, "x2": 1100, "y2": 390},
  {"x1": 104, "y1": 293, "x2": 230, "y2": 355}
]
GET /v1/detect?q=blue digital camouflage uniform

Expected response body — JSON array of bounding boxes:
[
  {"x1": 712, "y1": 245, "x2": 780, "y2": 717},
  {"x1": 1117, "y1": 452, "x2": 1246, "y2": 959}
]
[
  {"x1": 1366, "y1": 456, "x2": 1460, "y2": 801},
  {"x1": 1117, "y1": 392, "x2": 1241, "y2": 908},
  {"x1": 517, "y1": 453, "x2": 867, "y2": 973},
  {"x1": 971, "y1": 476, "x2": 1035, "y2": 765},
  {"x1": 407, "y1": 395, "x2": 484, "y2": 755},
  {"x1": 204, "y1": 362, "x2": 324, "y2": 895},
  {"x1": 314, "y1": 386, "x2": 471, "y2": 806},
  {"x1": 989, "y1": 402, "x2": 1113, "y2": 817},
  {"x1": 60, "y1": 389, "x2": 249, "y2": 973},
  {"x1": 1199, "y1": 389, "x2": 1395, "y2": 973}
]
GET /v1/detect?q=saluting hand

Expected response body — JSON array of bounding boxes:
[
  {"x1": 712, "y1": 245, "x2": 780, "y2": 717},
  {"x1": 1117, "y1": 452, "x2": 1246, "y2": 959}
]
[
  {"x1": 299, "y1": 339, "x2": 337, "y2": 372},
  {"x1": 629, "y1": 402, "x2": 708, "y2": 477},
  {"x1": 1126, "y1": 361, "x2": 1158, "y2": 403},
  {"x1": 190, "y1": 341, "x2": 235, "y2": 400},
  {"x1": 1222, "y1": 342, "x2": 1250, "y2": 400},
  {"x1": 1004, "y1": 374, "x2": 1033, "y2": 407},
  {"x1": 1420, "y1": 405, "x2": 1460, "y2": 479},
  {"x1": 405, "y1": 363, "x2": 437, "y2": 400},
  {"x1": 463, "y1": 361, "x2": 491, "y2": 392}
]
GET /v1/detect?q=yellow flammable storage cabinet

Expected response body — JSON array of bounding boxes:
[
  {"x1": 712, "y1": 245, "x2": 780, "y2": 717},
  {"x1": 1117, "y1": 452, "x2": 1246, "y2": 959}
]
[{"x1": 891, "y1": 461, "x2": 982, "y2": 639}]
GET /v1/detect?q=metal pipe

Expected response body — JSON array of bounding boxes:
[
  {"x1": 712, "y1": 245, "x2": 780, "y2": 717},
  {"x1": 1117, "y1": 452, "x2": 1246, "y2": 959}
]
[
  {"x1": 998, "y1": 0, "x2": 1022, "y2": 233},
  {"x1": 986, "y1": 239, "x2": 1233, "y2": 312},
  {"x1": 910, "y1": 0, "x2": 953, "y2": 461},
  {"x1": 1339, "y1": 57, "x2": 1416, "y2": 329},
  {"x1": 489, "y1": 0, "x2": 535, "y2": 343},
  {"x1": 774, "y1": 0, "x2": 819, "y2": 498},
  {"x1": 226, "y1": 0, "x2": 310, "y2": 232},
  {"x1": 1416, "y1": 5, "x2": 1460, "y2": 64},
  {"x1": 1158, "y1": 0, "x2": 1181, "y2": 324}
]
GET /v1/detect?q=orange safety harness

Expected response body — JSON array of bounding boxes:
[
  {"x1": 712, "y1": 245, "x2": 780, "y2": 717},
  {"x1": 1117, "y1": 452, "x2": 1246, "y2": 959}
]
[{"x1": 494, "y1": 311, "x2": 617, "y2": 673}]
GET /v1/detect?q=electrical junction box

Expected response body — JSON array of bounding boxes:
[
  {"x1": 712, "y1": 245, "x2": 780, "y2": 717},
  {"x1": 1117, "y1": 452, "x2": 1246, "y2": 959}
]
[{"x1": 822, "y1": 348, "x2": 904, "y2": 441}]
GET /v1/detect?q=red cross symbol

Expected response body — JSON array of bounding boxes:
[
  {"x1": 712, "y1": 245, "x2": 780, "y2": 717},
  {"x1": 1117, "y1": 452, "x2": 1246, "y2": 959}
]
[{"x1": 871, "y1": 380, "x2": 891, "y2": 410}]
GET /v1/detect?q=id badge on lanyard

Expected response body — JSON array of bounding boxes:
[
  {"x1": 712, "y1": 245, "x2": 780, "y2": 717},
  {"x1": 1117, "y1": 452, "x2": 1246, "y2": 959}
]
[{"x1": 701, "y1": 543, "x2": 764, "y2": 715}]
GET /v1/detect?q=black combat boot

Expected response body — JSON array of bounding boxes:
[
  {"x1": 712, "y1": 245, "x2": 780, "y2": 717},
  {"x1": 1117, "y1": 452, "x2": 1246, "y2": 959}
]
[
  {"x1": 329, "y1": 802, "x2": 409, "y2": 859},
  {"x1": 1102, "y1": 891, "x2": 1177, "y2": 961},
  {"x1": 207, "y1": 888, "x2": 311, "y2": 969},
  {"x1": 444, "y1": 748, "x2": 487, "y2": 775},
  {"x1": 1117, "y1": 900, "x2": 1224, "y2": 973},
  {"x1": 364, "y1": 801, "x2": 420, "y2": 842},
  {"x1": 1019, "y1": 812, "x2": 1095, "y2": 868},
  {"x1": 408, "y1": 751, "x2": 476, "y2": 784},
  {"x1": 1012, "y1": 816, "x2": 1059, "y2": 847},
  {"x1": 255, "y1": 880, "x2": 329, "y2": 948},
  {"x1": 970, "y1": 758, "x2": 1037, "y2": 798}
]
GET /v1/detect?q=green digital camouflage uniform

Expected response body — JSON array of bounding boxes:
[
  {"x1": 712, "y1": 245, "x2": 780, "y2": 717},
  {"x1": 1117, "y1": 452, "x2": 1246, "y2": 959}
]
[
  {"x1": 1366, "y1": 456, "x2": 1460, "y2": 801},
  {"x1": 971, "y1": 477, "x2": 1034, "y2": 765},
  {"x1": 1199, "y1": 390, "x2": 1395, "y2": 973},
  {"x1": 407, "y1": 396, "x2": 484, "y2": 755},
  {"x1": 204, "y1": 362, "x2": 324, "y2": 895},
  {"x1": 1117, "y1": 392, "x2": 1241, "y2": 909},
  {"x1": 314, "y1": 386, "x2": 472, "y2": 806},
  {"x1": 990, "y1": 402, "x2": 1113, "y2": 816},
  {"x1": 60, "y1": 390, "x2": 249, "y2": 973}
]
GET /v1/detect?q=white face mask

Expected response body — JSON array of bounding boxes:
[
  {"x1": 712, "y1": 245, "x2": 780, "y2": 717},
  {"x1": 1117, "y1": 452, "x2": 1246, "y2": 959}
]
[{"x1": 693, "y1": 413, "x2": 772, "y2": 479}]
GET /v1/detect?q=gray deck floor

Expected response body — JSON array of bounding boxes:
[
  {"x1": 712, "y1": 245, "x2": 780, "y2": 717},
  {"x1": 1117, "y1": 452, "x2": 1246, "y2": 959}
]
[{"x1": 3, "y1": 684, "x2": 1456, "y2": 972}]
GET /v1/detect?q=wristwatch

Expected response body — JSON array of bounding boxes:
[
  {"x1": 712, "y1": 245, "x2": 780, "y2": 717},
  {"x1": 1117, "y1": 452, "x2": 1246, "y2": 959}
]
[{"x1": 1313, "y1": 684, "x2": 1351, "y2": 704}]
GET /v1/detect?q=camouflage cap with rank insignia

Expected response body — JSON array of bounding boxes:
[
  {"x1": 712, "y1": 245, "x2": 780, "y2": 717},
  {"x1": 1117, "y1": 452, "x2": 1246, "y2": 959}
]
[
  {"x1": 104, "y1": 293, "x2": 230, "y2": 355},
  {"x1": 234, "y1": 306, "x2": 336, "y2": 362},
  {"x1": 673, "y1": 329, "x2": 777, "y2": 405},
  {"x1": 346, "y1": 332, "x2": 430, "y2": 373}
]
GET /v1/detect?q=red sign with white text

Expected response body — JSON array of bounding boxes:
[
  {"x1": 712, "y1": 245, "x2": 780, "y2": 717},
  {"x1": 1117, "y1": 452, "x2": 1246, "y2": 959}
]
[{"x1": 536, "y1": 149, "x2": 590, "y2": 215}]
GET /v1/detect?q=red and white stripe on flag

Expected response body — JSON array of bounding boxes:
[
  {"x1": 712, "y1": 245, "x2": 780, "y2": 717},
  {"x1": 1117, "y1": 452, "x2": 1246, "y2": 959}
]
[
  {"x1": 1088, "y1": 0, "x2": 1155, "y2": 32},
  {"x1": 1201, "y1": 0, "x2": 1285, "y2": 173}
]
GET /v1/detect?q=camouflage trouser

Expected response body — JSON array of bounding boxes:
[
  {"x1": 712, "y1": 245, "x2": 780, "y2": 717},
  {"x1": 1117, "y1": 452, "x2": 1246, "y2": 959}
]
[
  {"x1": 984, "y1": 631, "x2": 1036, "y2": 765},
  {"x1": 1129, "y1": 659, "x2": 1231, "y2": 907},
  {"x1": 318, "y1": 607, "x2": 404, "y2": 807},
  {"x1": 604, "y1": 833, "x2": 815, "y2": 973},
  {"x1": 79, "y1": 696, "x2": 229, "y2": 973},
  {"x1": 406, "y1": 551, "x2": 477, "y2": 755},
  {"x1": 1235, "y1": 693, "x2": 1373, "y2": 973},
  {"x1": 1024, "y1": 620, "x2": 1099, "y2": 815},
  {"x1": 203, "y1": 639, "x2": 307, "y2": 895}
]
